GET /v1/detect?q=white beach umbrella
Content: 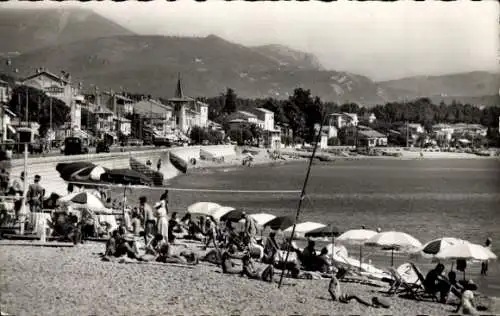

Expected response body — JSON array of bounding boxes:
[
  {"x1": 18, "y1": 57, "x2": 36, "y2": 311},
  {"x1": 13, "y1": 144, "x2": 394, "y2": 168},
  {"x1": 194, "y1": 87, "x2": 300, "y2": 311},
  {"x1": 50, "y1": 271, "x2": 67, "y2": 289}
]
[
  {"x1": 365, "y1": 231, "x2": 422, "y2": 266},
  {"x1": 187, "y1": 202, "x2": 222, "y2": 216},
  {"x1": 283, "y1": 221, "x2": 326, "y2": 239},
  {"x1": 414, "y1": 237, "x2": 465, "y2": 260},
  {"x1": 337, "y1": 229, "x2": 378, "y2": 245},
  {"x1": 89, "y1": 165, "x2": 106, "y2": 181},
  {"x1": 58, "y1": 191, "x2": 106, "y2": 211},
  {"x1": 365, "y1": 231, "x2": 422, "y2": 251},
  {"x1": 238, "y1": 213, "x2": 276, "y2": 227},
  {"x1": 435, "y1": 242, "x2": 497, "y2": 262},
  {"x1": 336, "y1": 229, "x2": 378, "y2": 270},
  {"x1": 211, "y1": 206, "x2": 236, "y2": 222},
  {"x1": 249, "y1": 213, "x2": 276, "y2": 226}
]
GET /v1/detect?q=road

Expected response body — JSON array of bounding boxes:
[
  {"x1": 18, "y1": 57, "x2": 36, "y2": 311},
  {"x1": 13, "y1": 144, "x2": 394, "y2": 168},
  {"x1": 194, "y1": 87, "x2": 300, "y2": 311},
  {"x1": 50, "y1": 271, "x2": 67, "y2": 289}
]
[{"x1": 9, "y1": 145, "x2": 161, "y2": 160}]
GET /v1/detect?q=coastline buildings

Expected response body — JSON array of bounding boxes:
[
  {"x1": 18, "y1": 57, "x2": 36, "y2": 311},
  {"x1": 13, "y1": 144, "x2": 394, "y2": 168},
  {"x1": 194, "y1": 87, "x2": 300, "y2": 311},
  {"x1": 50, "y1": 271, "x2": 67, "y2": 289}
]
[{"x1": 21, "y1": 69, "x2": 83, "y2": 131}]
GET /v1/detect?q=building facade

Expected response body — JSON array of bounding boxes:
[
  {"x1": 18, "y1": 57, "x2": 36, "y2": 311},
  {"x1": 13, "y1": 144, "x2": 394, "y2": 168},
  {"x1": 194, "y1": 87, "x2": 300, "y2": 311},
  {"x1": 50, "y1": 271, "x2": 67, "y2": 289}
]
[{"x1": 21, "y1": 69, "x2": 82, "y2": 130}]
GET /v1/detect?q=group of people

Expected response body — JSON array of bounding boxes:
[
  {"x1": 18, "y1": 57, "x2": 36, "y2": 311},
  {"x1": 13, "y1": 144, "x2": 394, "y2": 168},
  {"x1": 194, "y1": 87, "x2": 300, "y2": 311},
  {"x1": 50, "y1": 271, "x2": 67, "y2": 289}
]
[{"x1": 0, "y1": 170, "x2": 46, "y2": 228}]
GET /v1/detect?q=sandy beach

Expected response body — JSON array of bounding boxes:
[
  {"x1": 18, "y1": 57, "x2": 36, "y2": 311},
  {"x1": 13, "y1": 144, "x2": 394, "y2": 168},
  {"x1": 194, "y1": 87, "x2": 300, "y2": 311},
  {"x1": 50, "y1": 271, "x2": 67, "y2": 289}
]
[{"x1": 2, "y1": 241, "x2": 499, "y2": 316}]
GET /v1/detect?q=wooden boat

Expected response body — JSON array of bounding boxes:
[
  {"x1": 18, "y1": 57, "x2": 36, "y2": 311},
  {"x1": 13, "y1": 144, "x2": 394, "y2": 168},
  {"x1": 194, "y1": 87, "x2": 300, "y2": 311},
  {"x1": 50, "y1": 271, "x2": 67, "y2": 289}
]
[{"x1": 169, "y1": 152, "x2": 188, "y2": 173}]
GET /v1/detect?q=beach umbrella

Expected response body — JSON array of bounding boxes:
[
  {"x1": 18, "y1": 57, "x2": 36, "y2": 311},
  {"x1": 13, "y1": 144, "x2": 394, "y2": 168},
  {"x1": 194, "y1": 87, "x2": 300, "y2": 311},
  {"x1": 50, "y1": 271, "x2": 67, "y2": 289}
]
[
  {"x1": 58, "y1": 192, "x2": 106, "y2": 211},
  {"x1": 305, "y1": 224, "x2": 342, "y2": 238},
  {"x1": 415, "y1": 237, "x2": 464, "y2": 259},
  {"x1": 365, "y1": 231, "x2": 422, "y2": 266},
  {"x1": 219, "y1": 209, "x2": 245, "y2": 222},
  {"x1": 283, "y1": 221, "x2": 326, "y2": 239},
  {"x1": 336, "y1": 229, "x2": 378, "y2": 270},
  {"x1": 187, "y1": 202, "x2": 222, "y2": 216},
  {"x1": 213, "y1": 207, "x2": 239, "y2": 222},
  {"x1": 264, "y1": 216, "x2": 294, "y2": 231},
  {"x1": 435, "y1": 242, "x2": 497, "y2": 262},
  {"x1": 249, "y1": 213, "x2": 276, "y2": 226},
  {"x1": 337, "y1": 229, "x2": 378, "y2": 245}
]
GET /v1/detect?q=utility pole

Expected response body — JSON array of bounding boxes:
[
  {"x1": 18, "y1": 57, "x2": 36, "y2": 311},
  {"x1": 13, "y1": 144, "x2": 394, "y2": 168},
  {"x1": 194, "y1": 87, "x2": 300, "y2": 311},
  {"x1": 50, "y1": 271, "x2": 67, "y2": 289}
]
[{"x1": 405, "y1": 120, "x2": 409, "y2": 148}]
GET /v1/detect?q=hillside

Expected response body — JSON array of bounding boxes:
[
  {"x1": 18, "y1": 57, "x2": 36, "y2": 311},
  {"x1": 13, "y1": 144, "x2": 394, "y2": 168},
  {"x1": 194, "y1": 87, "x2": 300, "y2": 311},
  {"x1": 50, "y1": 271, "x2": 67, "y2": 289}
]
[
  {"x1": 0, "y1": 35, "x2": 387, "y2": 104},
  {"x1": 379, "y1": 71, "x2": 500, "y2": 100},
  {"x1": 0, "y1": 7, "x2": 134, "y2": 55},
  {"x1": 251, "y1": 44, "x2": 324, "y2": 71}
]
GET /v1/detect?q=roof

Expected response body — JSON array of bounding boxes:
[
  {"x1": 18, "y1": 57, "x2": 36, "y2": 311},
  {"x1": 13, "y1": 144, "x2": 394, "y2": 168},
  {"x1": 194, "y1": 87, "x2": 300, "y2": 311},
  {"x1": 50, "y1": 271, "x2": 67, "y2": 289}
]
[
  {"x1": 3, "y1": 108, "x2": 16, "y2": 117},
  {"x1": 0, "y1": 79, "x2": 9, "y2": 86},
  {"x1": 358, "y1": 129, "x2": 386, "y2": 138},
  {"x1": 94, "y1": 106, "x2": 114, "y2": 115},
  {"x1": 237, "y1": 110, "x2": 257, "y2": 118},
  {"x1": 229, "y1": 119, "x2": 247, "y2": 123},
  {"x1": 102, "y1": 92, "x2": 133, "y2": 102},
  {"x1": 22, "y1": 70, "x2": 70, "y2": 85},
  {"x1": 132, "y1": 99, "x2": 173, "y2": 116},
  {"x1": 255, "y1": 107, "x2": 274, "y2": 114}
]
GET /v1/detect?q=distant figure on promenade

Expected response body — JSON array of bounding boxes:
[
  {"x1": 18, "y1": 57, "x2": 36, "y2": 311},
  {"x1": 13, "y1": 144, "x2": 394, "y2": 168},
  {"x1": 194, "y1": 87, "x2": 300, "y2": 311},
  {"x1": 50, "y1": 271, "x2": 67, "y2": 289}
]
[
  {"x1": 27, "y1": 175, "x2": 45, "y2": 213},
  {"x1": 146, "y1": 159, "x2": 152, "y2": 168},
  {"x1": 481, "y1": 237, "x2": 492, "y2": 276},
  {"x1": 157, "y1": 159, "x2": 162, "y2": 171},
  {"x1": 67, "y1": 183, "x2": 74, "y2": 195},
  {"x1": 376, "y1": 227, "x2": 382, "y2": 233}
]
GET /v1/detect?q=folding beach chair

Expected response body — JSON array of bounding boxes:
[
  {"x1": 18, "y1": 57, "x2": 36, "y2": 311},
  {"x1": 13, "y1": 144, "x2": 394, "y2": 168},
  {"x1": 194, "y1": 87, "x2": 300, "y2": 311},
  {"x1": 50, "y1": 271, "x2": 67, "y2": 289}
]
[
  {"x1": 386, "y1": 264, "x2": 421, "y2": 296},
  {"x1": 409, "y1": 262, "x2": 439, "y2": 302}
]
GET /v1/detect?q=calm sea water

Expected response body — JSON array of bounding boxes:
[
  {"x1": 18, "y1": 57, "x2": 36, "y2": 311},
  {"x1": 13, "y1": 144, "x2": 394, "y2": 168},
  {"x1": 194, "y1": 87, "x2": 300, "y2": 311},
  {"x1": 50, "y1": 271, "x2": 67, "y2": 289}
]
[{"x1": 156, "y1": 159, "x2": 500, "y2": 296}]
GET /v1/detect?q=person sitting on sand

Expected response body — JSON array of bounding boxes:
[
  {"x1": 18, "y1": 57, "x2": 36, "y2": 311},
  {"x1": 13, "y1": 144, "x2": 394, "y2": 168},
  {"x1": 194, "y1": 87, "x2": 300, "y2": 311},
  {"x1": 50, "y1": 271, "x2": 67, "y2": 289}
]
[
  {"x1": 454, "y1": 281, "x2": 479, "y2": 315},
  {"x1": 447, "y1": 271, "x2": 465, "y2": 300},
  {"x1": 105, "y1": 230, "x2": 121, "y2": 257},
  {"x1": 145, "y1": 234, "x2": 167, "y2": 256},
  {"x1": 168, "y1": 212, "x2": 180, "y2": 243},
  {"x1": 423, "y1": 263, "x2": 451, "y2": 303},
  {"x1": 301, "y1": 240, "x2": 318, "y2": 271},
  {"x1": 316, "y1": 247, "x2": 333, "y2": 273},
  {"x1": 221, "y1": 246, "x2": 244, "y2": 274},
  {"x1": 114, "y1": 233, "x2": 142, "y2": 260},
  {"x1": 262, "y1": 232, "x2": 279, "y2": 264},
  {"x1": 241, "y1": 254, "x2": 274, "y2": 282}
]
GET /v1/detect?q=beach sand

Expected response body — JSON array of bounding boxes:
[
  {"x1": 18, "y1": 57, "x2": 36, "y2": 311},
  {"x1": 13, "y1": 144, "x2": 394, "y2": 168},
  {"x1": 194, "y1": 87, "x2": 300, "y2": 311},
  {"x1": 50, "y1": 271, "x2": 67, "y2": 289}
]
[{"x1": 1, "y1": 241, "x2": 499, "y2": 316}]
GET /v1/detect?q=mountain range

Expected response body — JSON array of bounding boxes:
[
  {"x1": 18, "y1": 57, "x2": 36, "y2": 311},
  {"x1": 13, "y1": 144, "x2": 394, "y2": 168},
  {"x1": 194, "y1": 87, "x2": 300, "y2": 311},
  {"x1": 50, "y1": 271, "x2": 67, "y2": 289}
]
[{"x1": 0, "y1": 7, "x2": 497, "y2": 106}]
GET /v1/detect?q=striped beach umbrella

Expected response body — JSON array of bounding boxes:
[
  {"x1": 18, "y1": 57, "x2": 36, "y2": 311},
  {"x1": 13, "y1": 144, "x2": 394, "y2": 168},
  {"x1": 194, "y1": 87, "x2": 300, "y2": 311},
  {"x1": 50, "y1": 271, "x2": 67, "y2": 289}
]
[{"x1": 417, "y1": 237, "x2": 464, "y2": 259}]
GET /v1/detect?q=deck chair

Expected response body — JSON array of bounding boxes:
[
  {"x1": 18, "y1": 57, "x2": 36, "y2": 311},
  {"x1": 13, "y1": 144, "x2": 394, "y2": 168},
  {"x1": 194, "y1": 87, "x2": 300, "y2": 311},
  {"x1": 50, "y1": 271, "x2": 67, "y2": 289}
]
[
  {"x1": 386, "y1": 263, "x2": 421, "y2": 296},
  {"x1": 409, "y1": 262, "x2": 439, "y2": 302}
]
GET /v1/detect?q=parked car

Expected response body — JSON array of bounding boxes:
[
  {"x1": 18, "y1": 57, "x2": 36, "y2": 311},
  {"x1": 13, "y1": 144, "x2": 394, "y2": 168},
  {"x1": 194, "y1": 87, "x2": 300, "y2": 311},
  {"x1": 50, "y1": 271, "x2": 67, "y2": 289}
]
[
  {"x1": 153, "y1": 136, "x2": 173, "y2": 147},
  {"x1": 64, "y1": 137, "x2": 89, "y2": 155},
  {"x1": 96, "y1": 141, "x2": 111, "y2": 154},
  {"x1": 122, "y1": 138, "x2": 143, "y2": 147}
]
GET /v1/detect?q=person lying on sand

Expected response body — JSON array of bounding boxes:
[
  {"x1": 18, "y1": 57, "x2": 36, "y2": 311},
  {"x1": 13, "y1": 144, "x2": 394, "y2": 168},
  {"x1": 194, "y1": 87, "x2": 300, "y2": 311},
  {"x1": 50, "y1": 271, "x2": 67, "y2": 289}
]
[
  {"x1": 241, "y1": 254, "x2": 274, "y2": 283},
  {"x1": 329, "y1": 268, "x2": 390, "y2": 308},
  {"x1": 156, "y1": 243, "x2": 198, "y2": 265}
]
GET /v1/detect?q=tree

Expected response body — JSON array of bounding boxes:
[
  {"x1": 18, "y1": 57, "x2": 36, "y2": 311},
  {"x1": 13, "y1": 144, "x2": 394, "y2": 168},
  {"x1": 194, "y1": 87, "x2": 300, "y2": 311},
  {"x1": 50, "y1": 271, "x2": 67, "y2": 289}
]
[
  {"x1": 224, "y1": 88, "x2": 238, "y2": 114},
  {"x1": 8, "y1": 85, "x2": 70, "y2": 137}
]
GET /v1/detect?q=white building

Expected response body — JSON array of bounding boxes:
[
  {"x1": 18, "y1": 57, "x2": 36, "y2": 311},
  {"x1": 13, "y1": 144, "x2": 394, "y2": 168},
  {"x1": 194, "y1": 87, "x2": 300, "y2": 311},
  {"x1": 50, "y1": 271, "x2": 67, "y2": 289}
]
[
  {"x1": 328, "y1": 112, "x2": 359, "y2": 129},
  {"x1": 21, "y1": 69, "x2": 82, "y2": 130}
]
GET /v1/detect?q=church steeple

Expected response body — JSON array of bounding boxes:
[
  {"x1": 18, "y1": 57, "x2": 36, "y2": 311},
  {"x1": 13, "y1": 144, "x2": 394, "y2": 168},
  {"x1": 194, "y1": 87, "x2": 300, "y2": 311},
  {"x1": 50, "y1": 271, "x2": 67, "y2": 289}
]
[{"x1": 174, "y1": 72, "x2": 183, "y2": 98}]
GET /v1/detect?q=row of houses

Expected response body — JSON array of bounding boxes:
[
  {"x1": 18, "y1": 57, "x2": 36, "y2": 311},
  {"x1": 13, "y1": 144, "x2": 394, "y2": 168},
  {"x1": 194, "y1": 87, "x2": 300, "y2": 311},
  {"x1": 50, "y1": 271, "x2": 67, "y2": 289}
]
[{"x1": 0, "y1": 69, "x2": 210, "y2": 144}]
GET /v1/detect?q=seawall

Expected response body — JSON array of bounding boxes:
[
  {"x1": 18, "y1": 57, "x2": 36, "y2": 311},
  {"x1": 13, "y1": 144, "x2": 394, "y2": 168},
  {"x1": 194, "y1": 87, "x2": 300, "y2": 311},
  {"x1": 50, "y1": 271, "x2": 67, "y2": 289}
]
[{"x1": 9, "y1": 145, "x2": 237, "y2": 197}]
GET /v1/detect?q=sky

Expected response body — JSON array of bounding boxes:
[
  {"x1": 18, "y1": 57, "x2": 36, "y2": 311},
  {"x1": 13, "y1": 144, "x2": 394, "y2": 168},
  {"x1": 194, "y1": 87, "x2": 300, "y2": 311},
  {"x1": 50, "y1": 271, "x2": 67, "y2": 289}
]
[{"x1": 2, "y1": 0, "x2": 499, "y2": 81}]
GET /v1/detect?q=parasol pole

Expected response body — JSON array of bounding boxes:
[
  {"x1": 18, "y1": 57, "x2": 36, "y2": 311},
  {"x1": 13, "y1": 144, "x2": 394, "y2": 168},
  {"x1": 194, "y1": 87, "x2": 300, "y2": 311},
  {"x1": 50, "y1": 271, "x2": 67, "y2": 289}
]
[
  {"x1": 278, "y1": 109, "x2": 327, "y2": 289},
  {"x1": 391, "y1": 248, "x2": 394, "y2": 267}
]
